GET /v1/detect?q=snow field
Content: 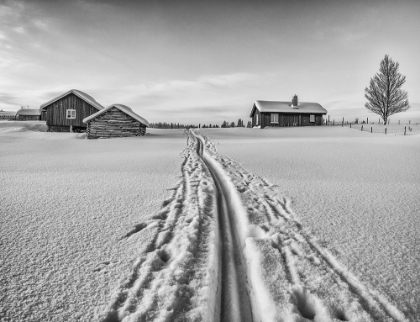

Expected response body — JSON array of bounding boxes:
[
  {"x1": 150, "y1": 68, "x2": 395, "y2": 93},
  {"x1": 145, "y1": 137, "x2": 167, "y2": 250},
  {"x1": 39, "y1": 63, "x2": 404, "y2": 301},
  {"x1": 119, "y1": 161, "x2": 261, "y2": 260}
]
[
  {"x1": 0, "y1": 123, "x2": 188, "y2": 322},
  {"x1": 201, "y1": 126, "x2": 419, "y2": 320},
  {"x1": 2, "y1": 122, "x2": 416, "y2": 321},
  {"x1": 197, "y1": 130, "x2": 410, "y2": 321}
]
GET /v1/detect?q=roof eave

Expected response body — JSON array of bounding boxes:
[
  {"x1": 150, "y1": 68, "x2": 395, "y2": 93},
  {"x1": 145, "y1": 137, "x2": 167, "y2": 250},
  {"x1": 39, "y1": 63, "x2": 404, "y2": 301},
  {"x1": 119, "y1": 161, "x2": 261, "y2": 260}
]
[
  {"x1": 40, "y1": 89, "x2": 103, "y2": 111},
  {"x1": 249, "y1": 102, "x2": 259, "y2": 118}
]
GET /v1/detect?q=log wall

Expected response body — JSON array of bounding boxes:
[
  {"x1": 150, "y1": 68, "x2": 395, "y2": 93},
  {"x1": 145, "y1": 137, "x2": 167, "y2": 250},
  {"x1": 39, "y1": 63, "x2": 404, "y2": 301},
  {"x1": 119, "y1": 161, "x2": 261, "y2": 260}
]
[
  {"x1": 44, "y1": 93, "x2": 99, "y2": 130},
  {"x1": 17, "y1": 115, "x2": 41, "y2": 121},
  {"x1": 86, "y1": 107, "x2": 147, "y2": 139}
]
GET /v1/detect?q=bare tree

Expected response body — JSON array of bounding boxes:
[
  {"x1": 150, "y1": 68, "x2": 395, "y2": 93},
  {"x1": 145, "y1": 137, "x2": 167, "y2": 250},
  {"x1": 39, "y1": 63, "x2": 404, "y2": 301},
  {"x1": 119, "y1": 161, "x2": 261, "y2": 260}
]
[{"x1": 365, "y1": 55, "x2": 410, "y2": 124}]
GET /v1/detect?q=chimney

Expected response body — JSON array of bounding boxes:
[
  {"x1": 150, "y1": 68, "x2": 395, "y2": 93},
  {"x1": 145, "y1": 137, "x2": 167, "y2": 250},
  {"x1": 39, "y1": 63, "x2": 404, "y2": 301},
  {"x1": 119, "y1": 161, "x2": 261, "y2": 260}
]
[{"x1": 292, "y1": 95, "x2": 298, "y2": 107}]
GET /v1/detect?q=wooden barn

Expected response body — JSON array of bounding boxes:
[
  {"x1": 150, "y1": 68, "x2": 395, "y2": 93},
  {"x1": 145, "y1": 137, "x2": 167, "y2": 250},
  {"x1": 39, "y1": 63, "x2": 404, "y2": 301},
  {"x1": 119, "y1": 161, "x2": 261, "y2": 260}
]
[
  {"x1": 0, "y1": 110, "x2": 16, "y2": 120},
  {"x1": 16, "y1": 108, "x2": 42, "y2": 121},
  {"x1": 250, "y1": 95, "x2": 327, "y2": 128},
  {"x1": 83, "y1": 104, "x2": 149, "y2": 139},
  {"x1": 40, "y1": 89, "x2": 104, "y2": 132}
]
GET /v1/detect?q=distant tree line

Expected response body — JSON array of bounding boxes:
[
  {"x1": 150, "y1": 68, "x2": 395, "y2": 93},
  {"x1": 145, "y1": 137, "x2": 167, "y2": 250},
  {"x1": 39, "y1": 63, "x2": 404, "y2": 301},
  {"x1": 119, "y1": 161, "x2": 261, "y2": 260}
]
[
  {"x1": 149, "y1": 122, "x2": 198, "y2": 129},
  {"x1": 150, "y1": 119, "x2": 253, "y2": 129}
]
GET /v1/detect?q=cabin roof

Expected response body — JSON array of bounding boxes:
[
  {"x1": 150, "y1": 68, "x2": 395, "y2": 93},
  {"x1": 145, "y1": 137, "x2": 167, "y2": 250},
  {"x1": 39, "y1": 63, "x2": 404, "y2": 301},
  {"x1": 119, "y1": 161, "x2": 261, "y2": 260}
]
[
  {"x1": 0, "y1": 110, "x2": 17, "y2": 116},
  {"x1": 40, "y1": 89, "x2": 104, "y2": 111},
  {"x1": 16, "y1": 108, "x2": 41, "y2": 116},
  {"x1": 83, "y1": 104, "x2": 150, "y2": 127},
  {"x1": 250, "y1": 100, "x2": 327, "y2": 117}
]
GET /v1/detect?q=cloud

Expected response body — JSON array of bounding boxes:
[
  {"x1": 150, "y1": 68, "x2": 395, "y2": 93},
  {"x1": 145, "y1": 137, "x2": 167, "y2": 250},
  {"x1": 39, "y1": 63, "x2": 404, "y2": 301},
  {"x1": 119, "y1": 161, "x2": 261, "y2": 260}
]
[
  {"x1": 123, "y1": 72, "x2": 272, "y2": 103},
  {"x1": 13, "y1": 26, "x2": 26, "y2": 34},
  {"x1": 32, "y1": 19, "x2": 48, "y2": 30}
]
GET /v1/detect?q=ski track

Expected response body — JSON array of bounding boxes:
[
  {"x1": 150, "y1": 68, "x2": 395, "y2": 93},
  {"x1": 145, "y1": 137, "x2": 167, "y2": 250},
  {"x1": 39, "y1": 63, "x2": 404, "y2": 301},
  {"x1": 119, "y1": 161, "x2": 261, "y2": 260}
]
[{"x1": 98, "y1": 130, "x2": 408, "y2": 322}]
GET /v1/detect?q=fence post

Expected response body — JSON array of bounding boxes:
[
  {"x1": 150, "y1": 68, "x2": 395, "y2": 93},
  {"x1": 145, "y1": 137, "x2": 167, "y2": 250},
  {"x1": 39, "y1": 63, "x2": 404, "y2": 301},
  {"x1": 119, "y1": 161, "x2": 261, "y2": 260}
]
[
  {"x1": 371, "y1": 127, "x2": 372, "y2": 133},
  {"x1": 361, "y1": 125, "x2": 363, "y2": 131},
  {"x1": 367, "y1": 117, "x2": 368, "y2": 124},
  {"x1": 385, "y1": 128, "x2": 387, "y2": 135},
  {"x1": 409, "y1": 120, "x2": 411, "y2": 125},
  {"x1": 404, "y1": 126, "x2": 406, "y2": 135},
  {"x1": 350, "y1": 123, "x2": 351, "y2": 128}
]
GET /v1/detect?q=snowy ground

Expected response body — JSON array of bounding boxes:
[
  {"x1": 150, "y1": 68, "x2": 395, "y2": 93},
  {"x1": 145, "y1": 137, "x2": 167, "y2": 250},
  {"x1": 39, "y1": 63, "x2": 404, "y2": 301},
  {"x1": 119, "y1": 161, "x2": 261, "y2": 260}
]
[
  {"x1": 0, "y1": 122, "x2": 187, "y2": 322},
  {"x1": 1, "y1": 122, "x2": 418, "y2": 322},
  {"x1": 201, "y1": 127, "x2": 420, "y2": 321}
]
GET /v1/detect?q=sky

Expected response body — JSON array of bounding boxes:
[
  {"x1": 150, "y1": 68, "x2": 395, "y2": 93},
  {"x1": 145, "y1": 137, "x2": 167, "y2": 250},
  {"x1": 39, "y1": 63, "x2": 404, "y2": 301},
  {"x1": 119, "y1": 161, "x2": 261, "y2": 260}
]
[{"x1": 1, "y1": 0, "x2": 420, "y2": 125}]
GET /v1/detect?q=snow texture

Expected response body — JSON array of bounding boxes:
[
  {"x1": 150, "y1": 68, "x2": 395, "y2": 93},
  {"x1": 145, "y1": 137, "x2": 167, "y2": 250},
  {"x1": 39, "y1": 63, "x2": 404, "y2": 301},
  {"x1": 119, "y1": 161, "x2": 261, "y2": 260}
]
[
  {"x1": 1, "y1": 121, "x2": 416, "y2": 322},
  {"x1": 201, "y1": 126, "x2": 419, "y2": 321}
]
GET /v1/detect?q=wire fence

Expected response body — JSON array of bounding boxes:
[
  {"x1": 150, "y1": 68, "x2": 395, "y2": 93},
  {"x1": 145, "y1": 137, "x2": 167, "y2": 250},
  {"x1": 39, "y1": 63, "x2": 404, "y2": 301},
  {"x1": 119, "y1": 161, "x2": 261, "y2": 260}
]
[{"x1": 326, "y1": 121, "x2": 420, "y2": 135}]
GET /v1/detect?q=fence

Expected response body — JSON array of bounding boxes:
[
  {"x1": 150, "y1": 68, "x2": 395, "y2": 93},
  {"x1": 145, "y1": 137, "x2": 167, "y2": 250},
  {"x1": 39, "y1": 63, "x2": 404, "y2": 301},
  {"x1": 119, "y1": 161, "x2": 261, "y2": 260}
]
[
  {"x1": 326, "y1": 121, "x2": 420, "y2": 135},
  {"x1": 352, "y1": 124, "x2": 420, "y2": 135}
]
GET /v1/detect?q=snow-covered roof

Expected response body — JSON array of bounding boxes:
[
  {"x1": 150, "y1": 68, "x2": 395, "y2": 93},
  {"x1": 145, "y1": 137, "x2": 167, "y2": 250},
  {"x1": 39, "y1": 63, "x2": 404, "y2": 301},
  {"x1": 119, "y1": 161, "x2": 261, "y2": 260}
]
[
  {"x1": 0, "y1": 110, "x2": 17, "y2": 116},
  {"x1": 250, "y1": 100, "x2": 327, "y2": 117},
  {"x1": 40, "y1": 89, "x2": 104, "y2": 111},
  {"x1": 16, "y1": 108, "x2": 41, "y2": 116},
  {"x1": 83, "y1": 104, "x2": 150, "y2": 127}
]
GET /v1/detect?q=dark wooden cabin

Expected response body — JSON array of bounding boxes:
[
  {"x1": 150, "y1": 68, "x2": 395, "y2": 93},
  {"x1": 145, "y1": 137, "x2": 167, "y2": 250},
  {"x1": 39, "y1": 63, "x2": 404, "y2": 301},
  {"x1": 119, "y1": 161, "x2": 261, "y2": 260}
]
[
  {"x1": 83, "y1": 104, "x2": 149, "y2": 139},
  {"x1": 16, "y1": 109, "x2": 42, "y2": 121},
  {"x1": 40, "y1": 89, "x2": 104, "y2": 132},
  {"x1": 250, "y1": 95, "x2": 327, "y2": 128},
  {"x1": 0, "y1": 110, "x2": 17, "y2": 120}
]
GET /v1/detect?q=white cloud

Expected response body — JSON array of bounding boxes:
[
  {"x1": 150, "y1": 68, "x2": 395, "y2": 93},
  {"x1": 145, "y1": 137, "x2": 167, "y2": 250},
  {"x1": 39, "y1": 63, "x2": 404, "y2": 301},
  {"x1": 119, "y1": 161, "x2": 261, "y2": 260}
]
[
  {"x1": 32, "y1": 19, "x2": 48, "y2": 30},
  {"x1": 13, "y1": 26, "x2": 26, "y2": 34}
]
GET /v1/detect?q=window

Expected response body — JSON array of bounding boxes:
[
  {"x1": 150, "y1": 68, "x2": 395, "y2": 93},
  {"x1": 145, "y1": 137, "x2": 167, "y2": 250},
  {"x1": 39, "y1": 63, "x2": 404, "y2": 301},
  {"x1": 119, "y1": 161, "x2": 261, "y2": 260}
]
[
  {"x1": 310, "y1": 114, "x2": 315, "y2": 123},
  {"x1": 271, "y1": 113, "x2": 279, "y2": 123},
  {"x1": 256, "y1": 113, "x2": 259, "y2": 125},
  {"x1": 66, "y1": 109, "x2": 76, "y2": 119}
]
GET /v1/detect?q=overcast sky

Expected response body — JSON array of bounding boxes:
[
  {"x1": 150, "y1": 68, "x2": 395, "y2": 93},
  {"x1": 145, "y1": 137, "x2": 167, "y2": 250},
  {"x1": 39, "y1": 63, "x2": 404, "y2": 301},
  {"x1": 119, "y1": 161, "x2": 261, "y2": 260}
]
[{"x1": 1, "y1": 0, "x2": 419, "y2": 124}]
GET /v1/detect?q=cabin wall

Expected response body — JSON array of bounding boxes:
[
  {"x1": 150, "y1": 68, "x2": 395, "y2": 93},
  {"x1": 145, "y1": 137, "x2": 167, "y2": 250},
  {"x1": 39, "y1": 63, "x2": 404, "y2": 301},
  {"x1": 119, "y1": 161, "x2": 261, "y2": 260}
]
[
  {"x1": 316, "y1": 115, "x2": 322, "y2": 125},
  {"x1": 251, "y1": 109, "x2": 260, "y2": 127},
  {"x1": 256, "y1": 112, "x2": 325, "y2": 128},
  {"x1": 86, "y1": 107, "x2": 146, "y2": 139},
  {"x1": 0, "y1": 114, "x2": 16, "y2": 120},
  {"x1": 17, "y1": 115, "x2": 41, "y2": 121},
  {"x1": 44, "y1": 93, "x2": 99, "y2": 131}
]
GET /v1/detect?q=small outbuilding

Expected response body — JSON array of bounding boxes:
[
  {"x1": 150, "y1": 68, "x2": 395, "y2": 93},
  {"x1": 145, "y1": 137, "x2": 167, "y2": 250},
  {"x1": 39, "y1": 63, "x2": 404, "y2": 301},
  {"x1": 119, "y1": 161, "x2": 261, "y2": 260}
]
[
  {"x1": 83, "y1": 104, "x2": 149, "y2": 139},
  {"x1": 0, "y1": 110, "x2": 17, "y2": 120},
  {"x1": 250, "y1": 95, "x2": 327, "y2": 128},
  {"x1": 16, "y1": 108, "x2": 42, "y2": 121},
  {"x1": 40, "y1": 89, "x2": 104, "y2": 132}
]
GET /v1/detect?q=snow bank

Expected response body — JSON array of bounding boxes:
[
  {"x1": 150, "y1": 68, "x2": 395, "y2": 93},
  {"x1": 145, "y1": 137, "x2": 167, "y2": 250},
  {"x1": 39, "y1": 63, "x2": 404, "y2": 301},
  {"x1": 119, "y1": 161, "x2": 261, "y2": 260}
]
[{"x1": 0, "y1": 120, "x2": 47, "y2": 132}]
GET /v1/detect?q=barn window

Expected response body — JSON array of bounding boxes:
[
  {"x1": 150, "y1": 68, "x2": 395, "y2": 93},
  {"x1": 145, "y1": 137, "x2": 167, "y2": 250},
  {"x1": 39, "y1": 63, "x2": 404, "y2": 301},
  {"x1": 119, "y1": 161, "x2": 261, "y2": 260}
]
[
  {"x1": 310, "y1": 114, "x2": 315, "y2": 123},
  {"x1": 270, "y1": 113, "x2": 279, "y2": 123},
  {"x1": 256, "y1": 113, "x2": 259, "y2": 125},
  {"x1": 66, "y1": 109, "x2": 76, "y2": 119}
]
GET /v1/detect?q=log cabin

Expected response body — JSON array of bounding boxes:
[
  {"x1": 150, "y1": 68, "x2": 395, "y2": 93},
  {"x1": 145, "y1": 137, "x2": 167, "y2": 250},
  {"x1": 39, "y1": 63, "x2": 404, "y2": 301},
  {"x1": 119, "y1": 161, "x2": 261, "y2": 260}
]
[
  {"x1": 16, "y1": 108, "x2": 42, "y2": 121},
  {"x1": 250, "y1": 95, "x2": 327, "y2": 128},
  {"x1": 83, "y1": 104, "x2": 149, "y2": 139},
  {"x1": 40, "y1": 89, "x2": 104, "y2": 132},
  {"x1": 0, "y1": 110, "x2": 17, "y2": 120}
]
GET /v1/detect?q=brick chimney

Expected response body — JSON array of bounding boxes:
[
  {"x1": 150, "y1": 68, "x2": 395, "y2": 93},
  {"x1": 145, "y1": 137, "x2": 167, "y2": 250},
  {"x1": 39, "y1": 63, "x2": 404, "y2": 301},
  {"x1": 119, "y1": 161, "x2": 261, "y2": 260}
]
[{"x1": 292, "y1": 95, "x2": 298, "y2": 107}]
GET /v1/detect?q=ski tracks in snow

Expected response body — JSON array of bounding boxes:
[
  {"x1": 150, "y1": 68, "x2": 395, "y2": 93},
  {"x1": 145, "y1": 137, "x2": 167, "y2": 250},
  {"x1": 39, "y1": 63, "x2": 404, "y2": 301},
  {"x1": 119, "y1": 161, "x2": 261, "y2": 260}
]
[
  {"x1": 98, "y1": 131, "x2": 408, "y2": 322},
  {"x1": 99, "y1": 135, "x2": 220, "y2": 322}
]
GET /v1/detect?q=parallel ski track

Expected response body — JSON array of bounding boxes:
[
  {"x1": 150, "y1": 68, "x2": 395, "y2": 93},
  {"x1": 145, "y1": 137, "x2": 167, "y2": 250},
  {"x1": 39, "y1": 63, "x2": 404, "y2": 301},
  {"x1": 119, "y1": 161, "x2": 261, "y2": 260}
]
[
  {"x1": 98, "y1": 130, "x2": 409, "y2": 322},
  {"x1": 195, "y1": 132, "x2": 253, "y2": 322},
  {"x1": 198, "y1": 131, "x2": 409, "y2": 322}
]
